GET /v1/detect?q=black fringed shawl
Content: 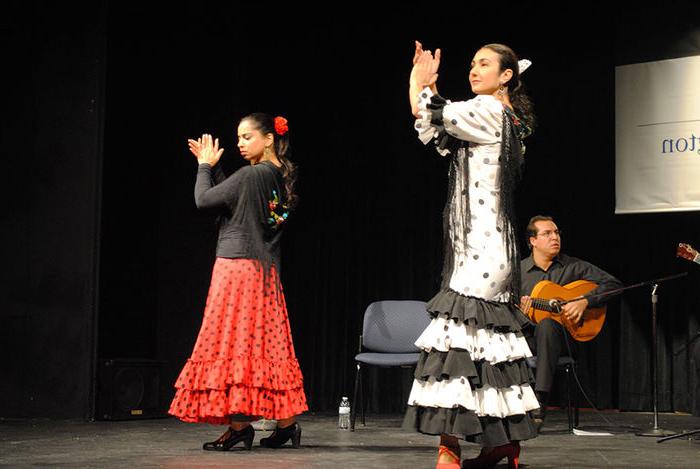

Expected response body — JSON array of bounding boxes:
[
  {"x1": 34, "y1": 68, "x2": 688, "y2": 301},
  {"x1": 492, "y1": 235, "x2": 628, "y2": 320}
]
[{"x1": 426, "y1": 94, "x2": 529, "y2": 301}]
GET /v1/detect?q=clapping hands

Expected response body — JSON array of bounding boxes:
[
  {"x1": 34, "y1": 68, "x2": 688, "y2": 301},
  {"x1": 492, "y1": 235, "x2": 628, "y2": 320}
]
[
  {"x1": 410, "y1": 40, "x2": 441, "y2": 89},
  {"x1": 188, "y1": 133, "x2": 224, "y2": 166}
]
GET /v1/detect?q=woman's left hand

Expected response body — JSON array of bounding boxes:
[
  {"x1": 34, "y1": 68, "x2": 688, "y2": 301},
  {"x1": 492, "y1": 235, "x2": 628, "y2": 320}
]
[
  {"x1": 190, "y1": 133, "x2": 224, "y2": 166},
  {"x1": 410, "y1": 49, "x2": 441, "y2": 89}
]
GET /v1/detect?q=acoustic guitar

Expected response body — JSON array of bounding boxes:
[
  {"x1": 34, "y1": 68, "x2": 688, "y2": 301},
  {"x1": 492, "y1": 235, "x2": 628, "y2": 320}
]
[
  {"x1": 677, "y1": 243, "x2": 700, "y2": 265},
  {"x1": 523, "y1": 280, "x2": 606, "y2": 342}
]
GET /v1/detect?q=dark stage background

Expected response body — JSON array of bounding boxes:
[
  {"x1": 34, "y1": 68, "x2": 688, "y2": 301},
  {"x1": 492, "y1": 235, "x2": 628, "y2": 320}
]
[{"x1": 3, "y1": 1, "x2": 700, "y2": 419}]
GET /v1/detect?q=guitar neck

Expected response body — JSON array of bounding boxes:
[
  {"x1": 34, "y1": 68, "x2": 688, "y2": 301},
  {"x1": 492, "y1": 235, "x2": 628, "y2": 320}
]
[{"x1": 530, "y1": 297, "x2": 557, "y2": 313}]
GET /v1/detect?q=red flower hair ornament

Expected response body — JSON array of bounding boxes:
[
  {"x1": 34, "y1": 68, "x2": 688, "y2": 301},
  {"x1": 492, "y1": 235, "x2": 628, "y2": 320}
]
[{"x1": 274, "y1": 116, "x2": 289, "y2": 136}]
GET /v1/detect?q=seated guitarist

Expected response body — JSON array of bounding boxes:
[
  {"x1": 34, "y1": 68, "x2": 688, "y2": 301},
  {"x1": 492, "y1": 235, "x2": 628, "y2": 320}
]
[{"x1": 519, "y1": 215, "x2": 622, "y2": 431}]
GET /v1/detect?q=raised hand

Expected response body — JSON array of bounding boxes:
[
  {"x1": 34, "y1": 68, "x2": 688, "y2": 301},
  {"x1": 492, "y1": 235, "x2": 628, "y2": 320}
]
[
  {"x1": 187, "y1": 137, "x2": 203, "y2": 159},
  {"x1": 412, "y1": 40, "x2": 424, "y2": 65},
  {"x1": 411, "y1": 48, "x2": 441, "y2": 89},
  {"x1": 189, "y1": 133, "x2": 224, "y2": 166}
]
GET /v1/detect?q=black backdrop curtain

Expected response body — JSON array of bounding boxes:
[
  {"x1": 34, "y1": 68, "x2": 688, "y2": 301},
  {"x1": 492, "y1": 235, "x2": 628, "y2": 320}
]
[{"x1": 1, "y1": 1, "x2": 105, "y2": 419}]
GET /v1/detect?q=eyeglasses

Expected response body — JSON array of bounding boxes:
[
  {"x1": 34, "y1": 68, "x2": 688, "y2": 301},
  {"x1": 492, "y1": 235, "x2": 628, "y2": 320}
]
[{"x1": 536, "y1": 229, "x2": 561, "y2": 238}]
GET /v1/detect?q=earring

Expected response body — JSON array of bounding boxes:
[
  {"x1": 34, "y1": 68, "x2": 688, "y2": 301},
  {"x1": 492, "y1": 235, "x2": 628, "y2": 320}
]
[{"x1": 497, "y1": 84, "x2": 506, "y2": 97}]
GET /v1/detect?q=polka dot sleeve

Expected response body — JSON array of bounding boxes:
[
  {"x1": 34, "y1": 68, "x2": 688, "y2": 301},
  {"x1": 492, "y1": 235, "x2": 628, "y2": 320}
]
[{"x1": 415, "y1": 87, "x2": 503, "y2": 155}]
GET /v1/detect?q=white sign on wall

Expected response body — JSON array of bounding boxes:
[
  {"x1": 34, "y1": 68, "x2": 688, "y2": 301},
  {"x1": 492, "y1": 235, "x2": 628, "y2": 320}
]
[{"x1": 616, "y1": 55, "x2": 700, "y2": 214}]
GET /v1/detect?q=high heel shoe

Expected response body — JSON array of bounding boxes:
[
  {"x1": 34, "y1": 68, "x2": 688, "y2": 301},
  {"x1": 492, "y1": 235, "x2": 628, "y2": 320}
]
[
  {"x1": 259, "y1": 422, "x2": 302, "y2": 448},
  {"x1": 202, "y1": 425, "x2": 254, "y2": 451},
  {"x1": 460, "y1": 441, "x2": 520, "y2": 469},
  {"x1": 436, "y1": 445, "x2": 461, "y2": 469}
]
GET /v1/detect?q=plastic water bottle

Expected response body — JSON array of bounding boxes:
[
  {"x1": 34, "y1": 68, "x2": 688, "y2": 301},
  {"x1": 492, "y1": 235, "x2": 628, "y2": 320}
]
[{"x1": 338, "y1": 396, "x2": 351, "y2": 430}]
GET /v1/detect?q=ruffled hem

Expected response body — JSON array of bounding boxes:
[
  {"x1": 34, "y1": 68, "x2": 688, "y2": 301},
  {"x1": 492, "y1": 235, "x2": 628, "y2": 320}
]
[
  {"x1": 169, "y1": 384, "x2": 308, "y2": 424},
  {"x1": 427, "y1": 289, "x2": 530, "y2": 332},
  {"x1": 403, "y1": 406, "x2": 538, "y2": 447},
  {"x1": 408, "y1": 380, "x2": 538, "y2": 418},
  {"x1": 174, "y1": 356, "x2": 304, "y2": 391},
  {"x1": 415, "y1": 316, "x2": 532, "y2": 363},
  {"x1": 414, "y1": 350, "x2": 533, "y2": 388}
]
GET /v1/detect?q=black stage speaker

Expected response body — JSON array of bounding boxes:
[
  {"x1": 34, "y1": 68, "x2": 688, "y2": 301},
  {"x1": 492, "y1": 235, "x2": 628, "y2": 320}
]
[{"x1": 97, "y1": 359, "x2": 167, "y2": 420}]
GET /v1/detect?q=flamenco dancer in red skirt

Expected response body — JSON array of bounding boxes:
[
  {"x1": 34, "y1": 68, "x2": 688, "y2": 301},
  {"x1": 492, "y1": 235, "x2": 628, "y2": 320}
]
[{"x1": 169, "y1": 113, "x2": 308, "y2": 450}]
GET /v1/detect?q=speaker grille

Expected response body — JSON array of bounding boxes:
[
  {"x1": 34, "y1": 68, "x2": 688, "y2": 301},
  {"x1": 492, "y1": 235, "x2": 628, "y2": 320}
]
[{"x1": 97, "y1": 359, "x2": 166, "y2": 420}]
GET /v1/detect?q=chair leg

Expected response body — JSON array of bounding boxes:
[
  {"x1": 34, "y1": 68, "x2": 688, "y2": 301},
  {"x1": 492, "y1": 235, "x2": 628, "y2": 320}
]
[
  {"x1": 351, "y1": 362, "x2": 361, "y2": 431},
  {"x1": 573, "y1": 365, "x2": 580, "y2": 428},
  {"x1": 359, "y1": 364, "x2": 366, "y2": 425},
  {"x1": 565, "y1": 364, "x2": 573, "y2": 433}
]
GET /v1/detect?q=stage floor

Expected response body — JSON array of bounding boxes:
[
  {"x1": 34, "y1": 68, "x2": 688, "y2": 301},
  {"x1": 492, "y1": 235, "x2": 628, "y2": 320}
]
[{"x1": 2, "y1": 410, "x2": 700, "y2": 468}]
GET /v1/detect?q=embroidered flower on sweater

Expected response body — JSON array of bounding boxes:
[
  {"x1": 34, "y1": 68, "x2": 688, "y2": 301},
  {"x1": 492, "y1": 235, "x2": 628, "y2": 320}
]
[{"x1": 267, "y1": 190, "x2": 289, "y2": 228}]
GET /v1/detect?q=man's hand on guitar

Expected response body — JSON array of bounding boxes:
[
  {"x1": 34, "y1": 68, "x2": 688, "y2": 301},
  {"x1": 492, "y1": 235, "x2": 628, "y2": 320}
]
[
  {"x1": 519, "y1": 295, "x2": 533, "y2": 315},
  {"x1": 562, "y1": 298, "x2": 589, "y2": 324}
]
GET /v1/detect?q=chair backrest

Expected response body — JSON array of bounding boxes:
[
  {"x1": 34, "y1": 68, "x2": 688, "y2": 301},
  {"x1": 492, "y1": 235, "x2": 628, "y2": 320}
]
[{"x1": 362, "y1": 300, "x2": 430, "y2": 353}]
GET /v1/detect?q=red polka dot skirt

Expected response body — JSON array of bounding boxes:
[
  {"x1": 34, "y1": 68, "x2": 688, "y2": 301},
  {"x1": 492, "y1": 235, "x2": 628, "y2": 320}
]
[{"x1": 169, "y1": 258, "x2": 308, "y2": 424}]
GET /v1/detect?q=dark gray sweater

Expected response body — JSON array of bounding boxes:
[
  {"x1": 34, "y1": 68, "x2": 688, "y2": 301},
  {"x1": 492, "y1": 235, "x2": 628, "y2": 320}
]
[{"x1": 195, "y1": 161, "x2": 287, "y2": 267}]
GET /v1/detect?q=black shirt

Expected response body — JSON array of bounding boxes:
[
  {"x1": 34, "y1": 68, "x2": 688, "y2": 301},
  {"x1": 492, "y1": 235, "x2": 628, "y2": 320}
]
[{"x1": 520, "y1": 254, "x2": 623, "y2": 308}]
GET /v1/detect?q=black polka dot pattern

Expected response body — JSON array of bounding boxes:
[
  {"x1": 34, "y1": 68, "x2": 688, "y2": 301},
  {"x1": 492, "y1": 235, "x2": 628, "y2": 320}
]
[
  {"x1": 410, "y1": 95, "x2": 535, "y2": 421},
  {"x1": 168, "y1": 258, "x2": 308, "y2": 424}
]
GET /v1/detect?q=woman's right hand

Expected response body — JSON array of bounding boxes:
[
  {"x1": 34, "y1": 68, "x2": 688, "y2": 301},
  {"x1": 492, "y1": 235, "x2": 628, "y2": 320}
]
[{"x1": 188, "y1": 133, "x2": 223, "y2": 166}]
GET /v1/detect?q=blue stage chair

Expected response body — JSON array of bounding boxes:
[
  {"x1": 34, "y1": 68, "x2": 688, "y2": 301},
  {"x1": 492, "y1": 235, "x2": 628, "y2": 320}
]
[{"x1": 350, "y1": 300, "x2": 430, "y2": 431}]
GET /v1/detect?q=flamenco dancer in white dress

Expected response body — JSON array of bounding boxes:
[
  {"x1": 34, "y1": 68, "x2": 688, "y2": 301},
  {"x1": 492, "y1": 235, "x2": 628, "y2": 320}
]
[{"x1": 404, "y1": 41, "x2": 539, "y2": 469}]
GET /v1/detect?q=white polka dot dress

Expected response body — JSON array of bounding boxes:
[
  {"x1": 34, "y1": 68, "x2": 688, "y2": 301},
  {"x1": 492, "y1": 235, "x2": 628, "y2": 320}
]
[{"x1": 403, "y1": 88, "x2": 538, "y2": 447}]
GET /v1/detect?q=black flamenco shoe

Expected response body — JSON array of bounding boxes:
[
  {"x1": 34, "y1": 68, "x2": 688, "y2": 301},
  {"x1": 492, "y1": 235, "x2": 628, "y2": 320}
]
[
  {"x1": 203, "y1": 425, "x2": 255, "y2": 451},
  {"x1": 259, "y1": 422, "x2": 302, "y2": 449}
]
